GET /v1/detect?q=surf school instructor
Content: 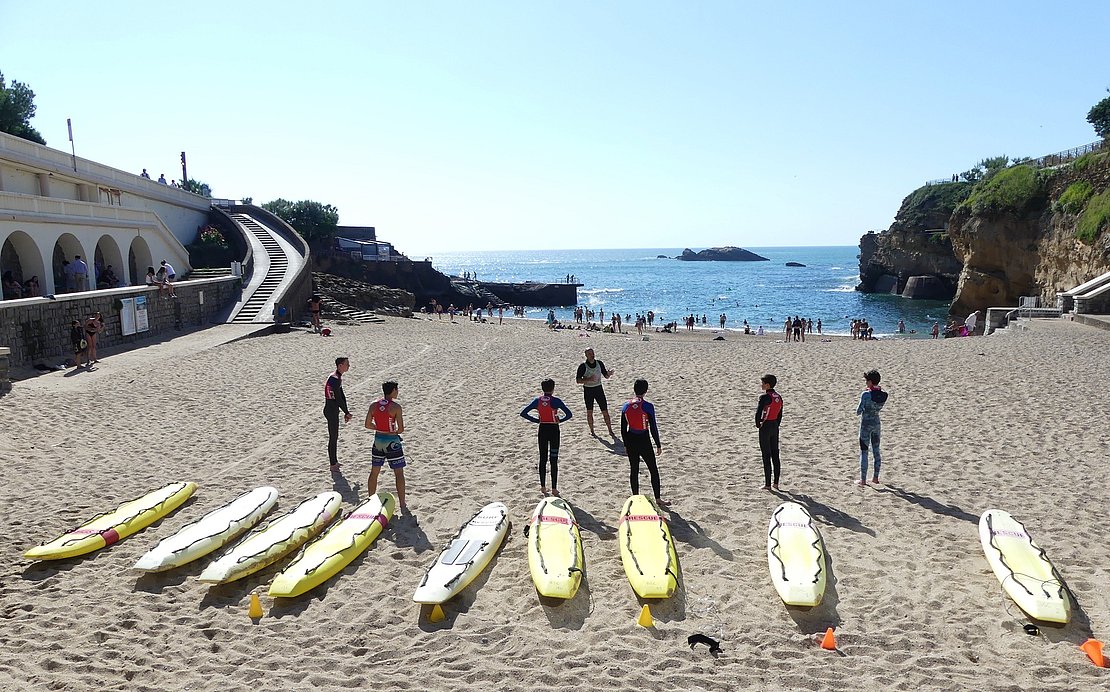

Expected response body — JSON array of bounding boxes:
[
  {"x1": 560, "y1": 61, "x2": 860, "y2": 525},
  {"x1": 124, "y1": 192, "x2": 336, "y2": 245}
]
[{"x1": 576, "y1": 348, "x2": 616, "y2": 437}]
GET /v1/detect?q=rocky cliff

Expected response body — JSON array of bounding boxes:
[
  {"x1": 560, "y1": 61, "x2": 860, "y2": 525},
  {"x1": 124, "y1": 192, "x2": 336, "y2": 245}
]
[
  {"x1": 857, "y1": 183, "x2": 969, "y2": 298},
  {"x1": 948, "y1": 156, "x2": 1110, "y2": 314},
  {"x1": 859, "y1": 150, "x2": 1110, "y2": 316}
]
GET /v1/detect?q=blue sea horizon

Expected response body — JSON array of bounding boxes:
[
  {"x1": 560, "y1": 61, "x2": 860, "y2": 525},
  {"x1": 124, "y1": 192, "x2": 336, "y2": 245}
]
[{"x1": 425, "y1": 246, "x2": 949, "y2": 337}]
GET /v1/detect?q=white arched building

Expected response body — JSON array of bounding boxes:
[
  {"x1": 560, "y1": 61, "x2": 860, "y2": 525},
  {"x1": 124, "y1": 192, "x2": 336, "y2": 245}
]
[{"x1": 1, "y1": 131, "x2": 206, "y2": 297}]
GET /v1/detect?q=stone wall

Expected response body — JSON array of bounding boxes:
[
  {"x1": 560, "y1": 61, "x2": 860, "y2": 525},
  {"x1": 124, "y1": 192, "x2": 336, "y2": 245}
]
[
  {"x1": 0, "y1": 277, "x2": 240, "y2": 367},
  {"x1": 0, "y1": 346, "x2": 10, "y2": 394}
]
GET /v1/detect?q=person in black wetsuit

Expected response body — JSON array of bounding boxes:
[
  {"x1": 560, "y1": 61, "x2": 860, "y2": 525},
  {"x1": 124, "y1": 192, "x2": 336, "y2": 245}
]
[
  {"x1": 755, "y1": 373, "x2": 783, "y2": 490},
  {"x1": 519, "y1": 378, "x2": 573, "y2": 497},
  {"x1": 323, "y1": 357, "x2": 352, "y2": 470},
  {"x1": 621, "y1": 378, "x2": 668, "y2": 506}
]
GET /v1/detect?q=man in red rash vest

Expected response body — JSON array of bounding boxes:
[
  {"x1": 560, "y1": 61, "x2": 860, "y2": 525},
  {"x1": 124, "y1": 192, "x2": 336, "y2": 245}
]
[
  {"x1": 365, "y1": 380, "x2": 408, "y2": 510},
  {"x1": 755, "y1": 373, "x2": 784, "y2": 490}
]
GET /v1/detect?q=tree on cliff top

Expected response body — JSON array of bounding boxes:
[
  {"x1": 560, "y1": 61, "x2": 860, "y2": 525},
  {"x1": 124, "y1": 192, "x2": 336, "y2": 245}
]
[
  {"x1": 1088, "y1": 93, "x2": 1110, "y2": 139},
  {"x1": 262, "y1": 199, "x2": 339, "y2": 244},
  {"x1": 0, "y1": 71, "x2": 46, "y2": 145}
]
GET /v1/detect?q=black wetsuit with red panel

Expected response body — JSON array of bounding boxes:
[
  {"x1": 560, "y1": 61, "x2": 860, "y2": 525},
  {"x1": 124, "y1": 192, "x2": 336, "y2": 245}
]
[{"x1": 755, "y1": 389, "x2": 783, "y2": 486}]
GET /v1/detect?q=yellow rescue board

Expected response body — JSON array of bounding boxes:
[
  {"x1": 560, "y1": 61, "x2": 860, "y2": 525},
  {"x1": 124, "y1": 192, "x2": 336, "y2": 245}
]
[
  {"x1": 25, "y1": 482, "x2": 197, "y2": 560},
  {"x1": 617, "y1": 495, "x2": 678, "y2": 599},
  {"x1": 527, "y1": 497, "x2": 584, "y2": 599},
  {"x1": 767, "y1": 502, "x2": 827, "y2": 607},
  {"x1": 269, "y1": 492, "x2": 395, "y2": 598},
  {"x1": 979, "y1": 509, "x2": 1070, "y2": 624}
]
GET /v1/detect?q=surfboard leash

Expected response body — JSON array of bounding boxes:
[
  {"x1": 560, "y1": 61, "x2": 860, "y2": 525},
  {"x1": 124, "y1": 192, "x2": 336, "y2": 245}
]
[{"x1": 767, "y1": 506, "x2": 788, "y2": 581}]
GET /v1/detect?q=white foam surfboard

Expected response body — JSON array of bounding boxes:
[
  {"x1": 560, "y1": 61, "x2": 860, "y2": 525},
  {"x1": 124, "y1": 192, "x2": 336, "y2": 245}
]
[
  {"x1": 413, "y1": 502, "x2": 509, "y2": 605},
  {"x1": 134, "y1": 487, "x2": 279, "y2": 572}
]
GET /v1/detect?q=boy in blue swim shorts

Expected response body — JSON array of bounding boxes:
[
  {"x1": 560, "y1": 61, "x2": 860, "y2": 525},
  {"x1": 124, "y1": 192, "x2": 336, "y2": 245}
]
[{"x1": 365, "y1": 381, "x2": 408, "y2": 510}]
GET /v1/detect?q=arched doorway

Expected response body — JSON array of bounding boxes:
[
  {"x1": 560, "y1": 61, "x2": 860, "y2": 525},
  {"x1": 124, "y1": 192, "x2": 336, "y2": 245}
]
[
  {"x1": 52, "y1": 233, "x2": 86, "y2": 293},
  {"x1": 1, "y1": 231, "x2": 48, "y2": 299},
  {"x1": 128, "y1": 235, "x2": 153, "y2": 287},
  {"x1": 95, "y1": 234, "x2": 126, "y2": 287}
]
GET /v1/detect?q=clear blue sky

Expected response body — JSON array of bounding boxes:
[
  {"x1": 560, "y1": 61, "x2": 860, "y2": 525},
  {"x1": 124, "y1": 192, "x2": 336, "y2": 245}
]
[{"x1": 3, "y1": 1, "x2": 1108, "y2": 253}]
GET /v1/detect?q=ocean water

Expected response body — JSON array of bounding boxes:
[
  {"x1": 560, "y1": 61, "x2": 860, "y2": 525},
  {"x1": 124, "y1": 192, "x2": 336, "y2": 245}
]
[{"x1": 427, "y1": 247, "x2": 949, "y2": 337}]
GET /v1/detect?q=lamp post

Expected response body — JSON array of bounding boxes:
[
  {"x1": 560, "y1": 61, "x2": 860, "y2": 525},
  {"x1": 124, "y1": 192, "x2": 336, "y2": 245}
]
[
  {"x1": 67, "y1": 118, "x2": 76, "y2": 171},
  {"x1": 180, "y1": 151, "x2": 188, "y2": 186}
]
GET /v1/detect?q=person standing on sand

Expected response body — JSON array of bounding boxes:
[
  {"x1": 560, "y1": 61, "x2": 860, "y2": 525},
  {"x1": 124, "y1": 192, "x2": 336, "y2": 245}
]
[
  {"x1": 324, "y1": 357, "x2": 353, "y2": 470},
  {"x1": 576, "y1": 348, "x2": 616, "y2": 436},
  {"x1": 621, "y1": 379, "x2": 667, "y2": 506},
  {"x1": 856, "y1": 369, "x2": 889, "y2": 486},
  {"x1": 755, "y1": 374, "x2": 784, "y2": 490},
  {"x1": 84, "y1": 312, "x2": 103, "y2": 364},
  {"x1": 520, "y1": 378, "x2": 573, "y2": 497},
  {"x1": 307, "y1": 295, "x2": 323, "y2": 333},
  {"x1": 366, "y1": 381, "x2": 408, "y2": 511},
  {"x1": 931, "y1": 321, "x2": 940, "y2": 339}
]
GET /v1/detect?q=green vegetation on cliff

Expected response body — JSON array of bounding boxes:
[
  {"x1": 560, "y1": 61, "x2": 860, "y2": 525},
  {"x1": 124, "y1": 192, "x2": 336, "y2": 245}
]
[
  {"x1": 895, "y1": 182, "x2": 971, "y2": 228},
  {"x1": 1057, "y1": 181, "x2": 1093, "y2": 214},
  {"x1": 957, "y1": 164, "x2": 1045, "y2": 216},
  {"x1": 1076, "y1": 189, "x2": 1110, "y2": 244}
]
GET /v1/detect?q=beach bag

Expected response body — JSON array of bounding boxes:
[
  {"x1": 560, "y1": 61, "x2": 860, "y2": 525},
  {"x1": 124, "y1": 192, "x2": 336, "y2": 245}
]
[{"x1": 78, "y1": 338, "x2": 88, "y2": 351}]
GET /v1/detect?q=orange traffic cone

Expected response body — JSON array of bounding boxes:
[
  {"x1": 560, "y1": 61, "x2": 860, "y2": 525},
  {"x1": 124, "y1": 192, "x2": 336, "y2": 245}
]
[
  {"x1": 819, "y1": 627, "x2": 837, "y2": 651},
  {"x1": 637, "y1": 604, "x2": 654, "y2": 628},
  {"x1": 248, "y1": 593, "x2": 263, "y2": 619},
  {"x1": 1080, "y1": 639, "x2": 1106, "y2": 668},
  {"x1": 429, "y1": 604, "x2": 446, "y2": 623}
]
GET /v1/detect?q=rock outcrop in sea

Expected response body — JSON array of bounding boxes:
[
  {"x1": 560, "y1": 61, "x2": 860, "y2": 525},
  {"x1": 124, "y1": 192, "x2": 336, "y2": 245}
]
[{"x1": 676, "y1": 246, "x2": 769, "y2": 262}]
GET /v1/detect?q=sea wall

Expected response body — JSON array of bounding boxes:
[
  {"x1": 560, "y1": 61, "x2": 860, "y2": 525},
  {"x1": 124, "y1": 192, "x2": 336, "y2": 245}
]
[
  {"x1": 479, "y1": 282, "x2": 579, "y2": 306},
  {"x1": 0, "y1": 277, "x2": 239, "y2": 368}
]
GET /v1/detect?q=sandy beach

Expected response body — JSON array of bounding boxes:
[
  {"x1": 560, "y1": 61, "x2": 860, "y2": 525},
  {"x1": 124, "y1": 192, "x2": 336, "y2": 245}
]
[{"x1": 2, "y1": 315, "x2": 1108, "y2": 691}]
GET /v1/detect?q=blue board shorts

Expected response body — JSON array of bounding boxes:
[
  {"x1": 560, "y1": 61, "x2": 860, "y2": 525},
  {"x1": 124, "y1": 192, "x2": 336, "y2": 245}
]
[{"x1": 372, "y1": 434, "x2": 406, "y2": 469}]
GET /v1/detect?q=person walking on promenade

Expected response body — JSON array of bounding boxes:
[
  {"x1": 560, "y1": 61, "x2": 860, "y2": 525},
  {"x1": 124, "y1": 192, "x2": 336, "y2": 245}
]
[
  {"x1": 323, "y1": 357, "x2": 352, "y2": 471},
  {"x1": 857, "y1": 369, "x2": 889, "y2": 486},
  {"x1": 621, "y1": 379, "x2": 667, "y2": 506},
  {"x1": 520, "y1": 378, "x2": 573, "y2": 497},
  {"x1": 576, "y1": 348, "x2": 616, "y2": 437},
  {"x1": 72, "y1": 255, "x2": 89, "y2": 292},
  {"x1": 755, "y1": 374, "x2": 784, "y2": 490},
  {"x1": 365, "y1": 381, "x2": 408, "y2": 511}
]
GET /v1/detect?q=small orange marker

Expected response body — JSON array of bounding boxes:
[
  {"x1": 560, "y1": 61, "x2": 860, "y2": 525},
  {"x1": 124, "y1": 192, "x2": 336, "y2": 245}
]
[
  {"x1": 248, "y1": 593, "x2": 263, "y2": 619},
  {"x1": 820, "y1": 627, "x2": 837, "y2": 650},
  {"x1": 429, "y1": 604, "x2": 446, "y2": 623},
  {"x1": 637, "y1": 604, "x2": 654, "y2": 628},
  {"x1": 1080, "y1": 639, "x2": 1106, "y2": 668}
]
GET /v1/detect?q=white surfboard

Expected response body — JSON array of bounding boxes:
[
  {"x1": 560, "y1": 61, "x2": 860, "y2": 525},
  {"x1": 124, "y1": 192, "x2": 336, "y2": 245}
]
[
  {"x1": 979, "y1": 509, "x2": 1070, "y2": 624},
  {"x1": 198, "y1": 491, "x2": 342, "y2": 584},
  {"x1": 134, "y1": 487, "x2": 279, "y2": 572},
  {"x1": 413, "y1": 502, "x2": 509, "y2": 605},
  {"x1": 767, "y1": 502, "x2": 827, "y2": 607}
]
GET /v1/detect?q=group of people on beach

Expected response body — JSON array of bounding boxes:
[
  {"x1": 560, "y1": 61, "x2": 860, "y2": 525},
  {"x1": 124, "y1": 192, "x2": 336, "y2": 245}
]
[{"x1": 322, "y1": 343, "x2": 890, "y2": 512}]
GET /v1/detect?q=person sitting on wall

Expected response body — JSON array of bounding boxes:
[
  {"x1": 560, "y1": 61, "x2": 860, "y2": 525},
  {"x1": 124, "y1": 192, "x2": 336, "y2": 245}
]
[
  {"x1": 98, "y1": 266, "x2": 119, "y2": 289},
  {"x1": 2, "y1": 271, "x2": 24, "y2": 300},
  {"x1": 157, "y1": 173, "x2": 167, "y2": 184},
  {"x1": 23, "y1": 275, "x2": 40, "y2": 297},
  {"x1": 158, "y1": 260, "x2": 177, "y2": 298},
  {"x1": 145, "y1": 266, "x2": 158, "y2": 288}
]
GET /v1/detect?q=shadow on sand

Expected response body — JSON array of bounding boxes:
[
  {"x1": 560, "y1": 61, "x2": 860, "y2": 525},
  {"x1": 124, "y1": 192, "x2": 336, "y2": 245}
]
[
  {"x1": 595, "y1": 435, "x2": 626, "y2": 458},
  {"x1": 331, "y1": 471, "x2": 361, "y2": 505},
  {"x1": 388, "y1": 512, "x2": 434, "y2": 554},
  {"x1": 538, "y1": 569, "x2": 591, "y2": 631},
  {"x1": 573, "y1": 505, "x2": 617, "y2": 541},
  {"x1": 874, "y1": 484, "x2": 978, "y2": 524},
  {"x1": 666, "y1": 507, "x2": 734, "y2": 561},
  {"x1": 773, "y1": 490, "x2": 875, "y2": 537}
]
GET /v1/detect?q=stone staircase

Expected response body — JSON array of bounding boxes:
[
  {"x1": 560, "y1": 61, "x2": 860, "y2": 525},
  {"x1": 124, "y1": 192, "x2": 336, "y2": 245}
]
[{"x1": 228, "y1": 213, "x2": 291, "y2": 323}]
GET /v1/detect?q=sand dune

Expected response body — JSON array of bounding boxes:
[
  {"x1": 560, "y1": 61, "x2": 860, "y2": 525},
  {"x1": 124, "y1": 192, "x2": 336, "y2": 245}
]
[{"x1": 1, "y1": 316, "x2": 1108, "y2": 690}]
